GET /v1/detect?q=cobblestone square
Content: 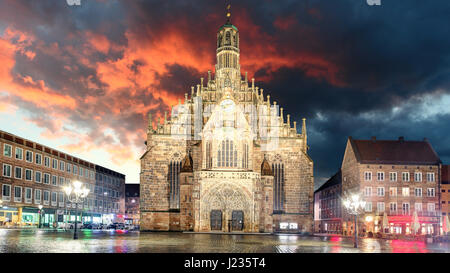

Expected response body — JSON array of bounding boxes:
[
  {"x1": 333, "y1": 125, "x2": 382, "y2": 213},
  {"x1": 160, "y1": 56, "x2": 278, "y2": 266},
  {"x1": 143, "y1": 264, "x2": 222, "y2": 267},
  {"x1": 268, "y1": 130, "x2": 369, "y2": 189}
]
[{"x1": 0, "y1": 229, "x2": 448, "y2": 253}]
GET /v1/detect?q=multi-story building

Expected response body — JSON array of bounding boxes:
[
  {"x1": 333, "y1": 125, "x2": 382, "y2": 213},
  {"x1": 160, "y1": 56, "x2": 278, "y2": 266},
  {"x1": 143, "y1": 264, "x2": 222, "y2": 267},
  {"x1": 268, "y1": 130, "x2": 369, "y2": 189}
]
[
  {"x1": 341, "y1": 136, "x2": 441, "y2": 236},
  {"x1": 125, "y1": 184, "x2": 140, "y2": 227},
  {"x1": 0, "y1": 130, "x2": 125, "y2": 227},
  {"x1": 140, "y1": 8, "x2": 314, "y2": 233},
  {"x1": 94, "y1": 165, "x2": 126, "y2": 225},
  {"x1": 314, "y1": 171, "x2": 342, "y2": 233},
  {"x1": 441, "y1": 165, "x2": 450, "y2": 219}
]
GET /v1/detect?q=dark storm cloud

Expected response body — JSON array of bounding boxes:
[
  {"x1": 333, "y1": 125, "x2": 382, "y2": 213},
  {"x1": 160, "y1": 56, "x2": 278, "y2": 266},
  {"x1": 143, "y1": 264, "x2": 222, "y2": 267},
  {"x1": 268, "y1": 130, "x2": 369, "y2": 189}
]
[
  {"x1": 1, "y1": 0, "x2": 449, "y2": 187},
  {"x1": 153, "y1": 64, "x2": 203, "y2": 98}
]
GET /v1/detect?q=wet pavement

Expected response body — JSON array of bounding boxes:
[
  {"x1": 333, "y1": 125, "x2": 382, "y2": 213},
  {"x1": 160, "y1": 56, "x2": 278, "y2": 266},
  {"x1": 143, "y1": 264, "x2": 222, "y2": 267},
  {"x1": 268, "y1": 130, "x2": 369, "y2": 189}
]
[{"x1": 0, "y1": 229, "x2": 448, "y2": 253}]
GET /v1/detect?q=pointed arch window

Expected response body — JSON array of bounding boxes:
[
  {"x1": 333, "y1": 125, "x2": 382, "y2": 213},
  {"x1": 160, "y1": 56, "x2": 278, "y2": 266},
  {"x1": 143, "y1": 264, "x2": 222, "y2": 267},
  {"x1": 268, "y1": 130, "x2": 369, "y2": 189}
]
[
  {"x1": 273, "y1": 162, "x2": 285, "y2": 213},
  {"x1": 206, "y1": 142, "x2": 212, "y2": 168},
  {"x1": 242, "y1": 143, "x2": 249, "y2": 169},
  {"x1": 218, "y1": 140, "x2": 237, "y2": 168},
  {"x1": 168, "y1": 160, "x2": 181, "y2": 209}
]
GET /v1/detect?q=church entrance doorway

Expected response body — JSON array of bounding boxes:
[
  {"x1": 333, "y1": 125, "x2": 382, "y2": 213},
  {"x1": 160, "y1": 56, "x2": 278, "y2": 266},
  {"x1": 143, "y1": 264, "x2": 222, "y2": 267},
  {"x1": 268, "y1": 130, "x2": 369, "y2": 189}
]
[
  {"x1": 231, "y1": 210, "x2": 244, "y2": 231},
  {"x1": 210, "y1": 210, "x2": 222, "y2": 230}
]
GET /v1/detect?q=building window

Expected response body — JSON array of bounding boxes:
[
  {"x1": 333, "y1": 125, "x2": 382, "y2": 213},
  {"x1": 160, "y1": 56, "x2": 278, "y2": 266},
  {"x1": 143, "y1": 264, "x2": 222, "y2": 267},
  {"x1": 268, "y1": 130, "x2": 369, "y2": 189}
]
[
  {"x1": 3, "y1": 144, "x2": 12, "y2": 157},
  {"x1": 427, "y1": 188, "x2": 435, "y2": 197},
  {"x1": 426, "y1": 173, "x2": 435, "y2": 182},
  {"x1": 59, "y1": 192, "x2": 64, "y2": 206},
  {"x1": 377, "y1": 172, "x2": 384, "y2": 181},
  {"x1": 206, "y1": 141, "x2": 212, "y2": 168},
  {"x1": 35, "y1": 153, "x2": 42, "y2": 165},
  {"x1": 51, "y1": 192, "x2": 57, "y2": 206},
  {"x1": 364, "y1": 187, "x2": 372, "y2": 197},
  {"x1": 73, "y1": 165, "x2": 78, "y2": 175},
  {"x1": 52, "y1": 159, "x2": 57, "y2": 169},
  {"x1": 364, "y1": 171, "x2": 372, "y2": 181},
  {"x1": 59, "y1": 161, "x2": 65, "y2": 171},
  {"x1": 43, "y1": 191, "x2": 50, "y2": 205},
  {"x1": 217, "y1": 140, "x2": 237, "y2": 168},
  {"x1": 415, "y1": 203, "x2": 422, "y2": 212},
  {"x1": 389, "y1": 172, "x2": 397, "y2": 182},
  {"x1": 273, "y1": 162, "x2": 285, "y2": 212},
  {"x1": 14, "y1": 186, "x2": 22, "y2": 202},
  {"x1": 35, "y1": 171, "x2": 42, "y2": 183},
  {"x1": 242, "y1": 143, "x2": 249, "y2": 169},
  {"x1": 2, "y1": 184, "x2": 11, "y2": 200},
  {"x1": 402, "y1": 172, "x2": 410, "y2": 182},
  {"x1": 414, "y1": 172, "x2": 422, "y2": 182},
  {"x1": 390, "y1": 202, "x2": 397, "y2": 214},
  {"x1": 168, "y1": 160, "x2": 181, "y2": 209},
  {"x1": 402, "y1": 187, "x2": 410, "y2": 196},
  {"x1": 427, "y1": 203, "x2": 435, "y2": 212},
  {"x1": 25, "y1": 150, "x2": 33, "y2": 163},
  {"x1": 25, "y1": 188, "x2": 32, "y2": 204},
  {"x1": 402, "y1": 203, "x2": 410, "y2": 215},
  {"x1": 2, "y1": 164, "x2": 12, "y2": 177},
  {"x1": 43, "y1": 173, "x2": 50, "y2": 184},
  {"x1": 52, "y1": 175, "x2": 57, "y2": 186},
  {"x1": 34, "y1": 189, "x2": 41, "y2": 204},
  {"x1": 14, "y1": 167, "x2": 23, "y2": 179},
  {"x1": 365, "y1": 202, "x2": 372, "y2": 212},
  {"x1": 59, "y1": 177, "x2": 64, "y2": 186},
  {"x1": 15, "y1": 147, "x2": 23, "y2": 160},
  {"x1": 25, "y1": 169, "x2": 33, "y2": 181},
  {"x1": 389, "y1": 187, "x2": 397, "y2": 196},
  {"x1": 377, "y1": 202, "x2": 385, "y2": 213},
  {"x1": 415, "y1": 188, "x2": 422, "y2": 197},
  {"x1": 44, "y1": 156, "x2": 50, "y2": 167},
  {"x1": 66, "y1": 163, "x2": 71, "y2": 173},
  {"x1": 377, "y1": 187, "x2": 385, "y2": 196}
]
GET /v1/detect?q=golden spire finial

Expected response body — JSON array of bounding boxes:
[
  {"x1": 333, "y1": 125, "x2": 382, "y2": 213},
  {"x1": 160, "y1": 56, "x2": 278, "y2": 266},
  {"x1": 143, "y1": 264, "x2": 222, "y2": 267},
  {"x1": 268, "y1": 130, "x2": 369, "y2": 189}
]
[{"x1": 226, "y1": 1, "x2": 231, "y2": 23}]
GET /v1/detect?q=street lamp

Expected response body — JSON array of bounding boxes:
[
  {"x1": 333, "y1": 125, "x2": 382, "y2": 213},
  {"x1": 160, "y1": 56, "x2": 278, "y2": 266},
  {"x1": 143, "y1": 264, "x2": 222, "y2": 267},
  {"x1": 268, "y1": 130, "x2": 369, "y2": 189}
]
[
  {"x1": 343, "y1": 194, "x2": 366, "y2": 248},
  {"x1": 64, "y1": 181, "x2": 90, "y2": 239},
  {"x1": 38, "y1": 205, "x2": 44, "y2": 228}
]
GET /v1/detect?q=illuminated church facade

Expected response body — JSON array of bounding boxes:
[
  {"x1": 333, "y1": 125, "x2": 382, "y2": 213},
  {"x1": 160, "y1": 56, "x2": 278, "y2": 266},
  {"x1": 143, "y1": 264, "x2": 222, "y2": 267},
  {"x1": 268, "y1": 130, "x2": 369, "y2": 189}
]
[{"x1": 139, "y1": 9, "x2": 314, "y2": 233}]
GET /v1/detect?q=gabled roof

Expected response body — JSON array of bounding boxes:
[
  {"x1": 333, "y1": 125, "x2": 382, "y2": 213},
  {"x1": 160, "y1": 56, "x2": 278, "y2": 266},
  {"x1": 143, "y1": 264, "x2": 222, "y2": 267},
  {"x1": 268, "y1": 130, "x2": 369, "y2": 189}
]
[
  {"x1": 261, "y1": 157, "x2": 273, "y2": 176},
  {"x1": 180, "y1": 152, "x2": 193, "y2": 173},
  {"x1": 443, "y1": 165, "x2": 450, "y2": 184},
  {"x1": 348, "y1": 137, "x2": 441, "y2": 165},
  {"x1": 125, "y1": 184, "x2": 140, "y2": 197},
  {"x1": 315, "y1": 170, "x2": 341, "y2": 193}
]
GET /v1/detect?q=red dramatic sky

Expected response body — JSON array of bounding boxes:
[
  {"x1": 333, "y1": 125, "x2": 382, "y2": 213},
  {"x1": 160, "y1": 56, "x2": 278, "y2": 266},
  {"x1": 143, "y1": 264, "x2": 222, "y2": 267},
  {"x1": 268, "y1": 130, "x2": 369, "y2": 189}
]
[{"x1": 1, "y1": 0, "x2": 449, "y2": 185}]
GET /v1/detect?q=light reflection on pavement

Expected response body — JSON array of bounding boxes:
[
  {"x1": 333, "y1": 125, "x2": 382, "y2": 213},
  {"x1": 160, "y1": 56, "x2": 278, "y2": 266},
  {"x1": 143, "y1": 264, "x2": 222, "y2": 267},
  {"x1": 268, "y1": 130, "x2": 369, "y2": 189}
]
[{"x1": 0, "y1": 229, "x2": 448, "y2": 253}]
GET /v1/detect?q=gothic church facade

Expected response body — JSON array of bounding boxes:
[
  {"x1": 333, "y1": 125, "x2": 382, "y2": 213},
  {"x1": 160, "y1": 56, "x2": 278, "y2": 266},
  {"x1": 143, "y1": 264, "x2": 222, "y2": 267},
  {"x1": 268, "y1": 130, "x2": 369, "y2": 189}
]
[{"x1": 139, "y1": 11, "x2": 314, "y2": 233}]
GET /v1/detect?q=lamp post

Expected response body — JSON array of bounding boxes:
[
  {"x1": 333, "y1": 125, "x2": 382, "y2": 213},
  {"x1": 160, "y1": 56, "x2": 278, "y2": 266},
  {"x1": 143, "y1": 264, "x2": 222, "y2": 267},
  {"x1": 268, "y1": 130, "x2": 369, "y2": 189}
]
[
  {"x1": 38, "y1": 205, "x2": 44, "y2": 228},
  {"x1": 64, "y1": 181, "x2": 90, "y2": 240},
  {"x1": 343, "y1": 194, "x2": 366, "y2": 248}
]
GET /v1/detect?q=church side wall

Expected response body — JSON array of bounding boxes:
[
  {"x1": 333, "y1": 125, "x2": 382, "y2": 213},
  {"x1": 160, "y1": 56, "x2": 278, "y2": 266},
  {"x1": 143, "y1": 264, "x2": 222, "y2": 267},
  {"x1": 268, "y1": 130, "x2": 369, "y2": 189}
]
[{"x1": 140, "y1": 134, "x2": 186, "y2": 231}]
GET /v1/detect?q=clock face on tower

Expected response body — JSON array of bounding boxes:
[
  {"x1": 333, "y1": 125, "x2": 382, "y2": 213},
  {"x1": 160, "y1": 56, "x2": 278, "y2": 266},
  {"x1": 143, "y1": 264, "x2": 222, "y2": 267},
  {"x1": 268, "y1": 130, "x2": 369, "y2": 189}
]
[{"x1": 220, "y1": 99, "x2": 235, "y2": 113}]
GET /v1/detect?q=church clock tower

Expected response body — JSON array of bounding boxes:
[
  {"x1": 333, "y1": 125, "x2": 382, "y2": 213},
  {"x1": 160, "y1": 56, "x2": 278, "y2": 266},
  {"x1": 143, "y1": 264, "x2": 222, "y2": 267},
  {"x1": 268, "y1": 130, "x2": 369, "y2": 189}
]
[{"x1": 215, "y1": 4, "x2": 241, "y2": 94}]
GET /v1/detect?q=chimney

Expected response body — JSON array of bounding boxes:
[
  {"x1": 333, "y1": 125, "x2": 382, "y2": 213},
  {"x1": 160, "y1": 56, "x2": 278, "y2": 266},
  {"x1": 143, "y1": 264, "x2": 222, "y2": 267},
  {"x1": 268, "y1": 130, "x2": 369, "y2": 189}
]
[{"x1": 399, "y1": 136, "x2": 404, "y2": 142}]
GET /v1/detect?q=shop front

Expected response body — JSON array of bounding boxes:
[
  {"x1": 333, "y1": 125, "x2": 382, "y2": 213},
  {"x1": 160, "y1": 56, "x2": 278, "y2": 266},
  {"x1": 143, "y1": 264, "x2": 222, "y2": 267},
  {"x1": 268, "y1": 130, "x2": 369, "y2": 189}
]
[
  {"x1": 0, "y1": 206, "x2": 19, "y2": 226},
  {"x1": 386, "y1": 215, "x2": 439, "y2": 235}
]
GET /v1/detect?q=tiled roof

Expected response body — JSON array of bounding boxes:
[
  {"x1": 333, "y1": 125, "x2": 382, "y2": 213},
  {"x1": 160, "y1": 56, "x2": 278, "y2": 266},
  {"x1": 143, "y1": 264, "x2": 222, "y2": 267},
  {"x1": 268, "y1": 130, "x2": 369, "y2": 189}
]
[
  {"x1": 349, "y1": 137, "x2": 441, "y2": 165},
  {"x1": 125, "y1": 184, "x2": 140, "y2": 197},
  {"x1": 315, "y1": 170, "x2": 341, "y2": 193}
]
